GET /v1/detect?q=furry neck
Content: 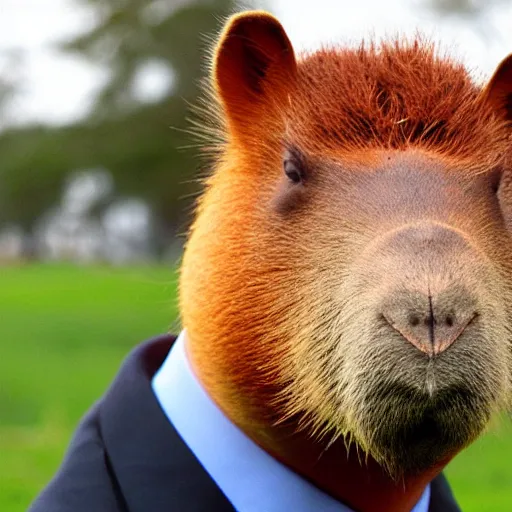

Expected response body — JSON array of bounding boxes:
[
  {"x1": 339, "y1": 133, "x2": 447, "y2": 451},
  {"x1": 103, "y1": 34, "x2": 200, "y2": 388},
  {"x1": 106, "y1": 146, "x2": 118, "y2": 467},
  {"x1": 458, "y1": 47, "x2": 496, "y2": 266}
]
[{"x1": 185, "y1": 335, "x2": 452, "y2": 512}]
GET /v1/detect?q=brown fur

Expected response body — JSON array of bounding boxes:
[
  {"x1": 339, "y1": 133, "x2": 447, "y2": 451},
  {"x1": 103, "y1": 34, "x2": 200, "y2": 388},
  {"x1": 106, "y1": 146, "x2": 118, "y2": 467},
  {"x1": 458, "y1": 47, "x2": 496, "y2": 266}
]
[
  {"x1": 180, "y1": 10, "x2": 512, "y2": 484},
  {"x1": 289, "y1": 42, "x2": 510, "y2": 164}
]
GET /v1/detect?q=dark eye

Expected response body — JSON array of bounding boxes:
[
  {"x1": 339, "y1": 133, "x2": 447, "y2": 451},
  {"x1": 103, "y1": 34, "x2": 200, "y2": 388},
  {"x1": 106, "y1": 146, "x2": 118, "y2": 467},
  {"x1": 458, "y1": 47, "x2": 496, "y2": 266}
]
[{"x1": 284, "y1": 154, "x2": 305, "y2": 184}]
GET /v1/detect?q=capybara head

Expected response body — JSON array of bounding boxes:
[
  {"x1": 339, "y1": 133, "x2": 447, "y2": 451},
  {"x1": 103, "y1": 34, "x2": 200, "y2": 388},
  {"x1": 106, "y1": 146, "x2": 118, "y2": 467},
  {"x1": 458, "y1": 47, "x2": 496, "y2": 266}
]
[{"x1": 180, "y1": 11, "x2": 512, "y2": 477}]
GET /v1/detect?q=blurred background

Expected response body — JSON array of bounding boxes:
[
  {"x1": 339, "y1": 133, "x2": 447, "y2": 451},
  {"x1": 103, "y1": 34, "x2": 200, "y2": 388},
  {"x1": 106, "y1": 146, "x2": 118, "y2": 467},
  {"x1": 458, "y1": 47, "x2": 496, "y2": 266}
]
[{"x1": 1, "y1": 0, "x2": 511, "y2": 510}]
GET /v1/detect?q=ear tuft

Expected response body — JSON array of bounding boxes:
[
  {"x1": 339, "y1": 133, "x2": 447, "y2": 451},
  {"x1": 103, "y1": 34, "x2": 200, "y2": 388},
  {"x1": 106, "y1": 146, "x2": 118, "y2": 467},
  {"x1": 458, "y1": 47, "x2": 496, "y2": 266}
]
[
  {"x1": 481, "y1": 54, "x2": 512, "y2": 123},
  {"x1": 213, "y1": 11, "x2": 297, "y2": 139}
]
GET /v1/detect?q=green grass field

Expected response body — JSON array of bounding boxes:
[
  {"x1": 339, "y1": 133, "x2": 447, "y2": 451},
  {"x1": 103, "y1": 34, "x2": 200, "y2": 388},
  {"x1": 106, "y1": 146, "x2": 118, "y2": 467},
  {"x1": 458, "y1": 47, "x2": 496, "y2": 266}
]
[{"x1": 1, "y1": 264, "x2": 510, "y2": 511}]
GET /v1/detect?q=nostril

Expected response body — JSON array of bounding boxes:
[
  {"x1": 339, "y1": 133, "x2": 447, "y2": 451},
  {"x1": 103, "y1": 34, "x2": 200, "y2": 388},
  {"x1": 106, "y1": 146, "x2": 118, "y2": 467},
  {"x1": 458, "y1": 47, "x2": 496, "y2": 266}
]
[
  {"x1": 445, "y1": 315, "x2": 454, "y2": 327},
  {"x1": 409, "y1": 314, "x2": 420, "y2": 327}
]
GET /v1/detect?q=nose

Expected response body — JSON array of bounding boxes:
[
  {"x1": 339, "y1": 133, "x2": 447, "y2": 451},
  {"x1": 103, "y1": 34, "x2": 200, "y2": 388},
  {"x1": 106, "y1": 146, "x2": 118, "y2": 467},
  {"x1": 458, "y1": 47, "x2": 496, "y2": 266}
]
[{"x1": 382, "y1": 294, "x2": 477, "y2": 356}]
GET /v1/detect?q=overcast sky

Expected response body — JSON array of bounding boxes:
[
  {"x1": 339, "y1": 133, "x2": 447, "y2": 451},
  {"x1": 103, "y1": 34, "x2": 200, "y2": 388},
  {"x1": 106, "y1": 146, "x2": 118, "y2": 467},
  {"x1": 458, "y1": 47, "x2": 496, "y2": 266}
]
[{"x1": 1, "y1": 0, "x2": 511, "y2": 127}]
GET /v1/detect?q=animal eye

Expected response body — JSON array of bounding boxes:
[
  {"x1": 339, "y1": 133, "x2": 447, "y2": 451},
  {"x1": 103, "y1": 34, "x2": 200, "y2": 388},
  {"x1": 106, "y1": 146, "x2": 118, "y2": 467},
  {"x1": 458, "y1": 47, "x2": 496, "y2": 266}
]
[{"x1": 284, "y1": 156, "x2": 304, "y2": 184}]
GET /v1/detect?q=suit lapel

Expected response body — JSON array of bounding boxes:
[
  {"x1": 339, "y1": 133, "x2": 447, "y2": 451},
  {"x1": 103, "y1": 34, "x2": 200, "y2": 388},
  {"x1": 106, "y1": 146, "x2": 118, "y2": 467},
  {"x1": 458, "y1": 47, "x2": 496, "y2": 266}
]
[
  {"x1": 428, "y1": 473, "x2": 461, "y2": 512},
  {"x1": 98, "y1": 335, "x2": 236, "y2": 512}
]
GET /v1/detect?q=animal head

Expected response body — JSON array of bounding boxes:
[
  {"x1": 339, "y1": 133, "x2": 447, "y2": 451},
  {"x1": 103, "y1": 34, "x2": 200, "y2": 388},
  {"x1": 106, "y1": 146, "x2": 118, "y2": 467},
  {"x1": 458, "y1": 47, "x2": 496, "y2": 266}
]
[{"x1": 180, "y1": 11, "x2": 512, "y2": 477}]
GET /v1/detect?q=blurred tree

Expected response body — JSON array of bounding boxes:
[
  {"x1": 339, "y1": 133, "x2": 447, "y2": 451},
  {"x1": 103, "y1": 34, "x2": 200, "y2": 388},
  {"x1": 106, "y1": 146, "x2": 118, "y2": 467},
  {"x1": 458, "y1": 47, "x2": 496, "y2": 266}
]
[
  {"x1": 4, "y1": 0, "x2": 498, "y2": 249},
  {"x1": 0, "y1": 50, "x2": 21, "y2": 125},
  {"x1": 0, "y1": 78, "x2": 13, "y2": 117},
  {"x1": 0, "y1": 0, "x2": 250, "y2": 248},
  {"x1": 64, "y1": 0, "x2": 235, "y2": 116},
  {"x1": 426, "y1": 0, "x2": 500, "y2": 18},
  {"x1": 422, "y1": 0, "x2": 510, "y2": 35}
]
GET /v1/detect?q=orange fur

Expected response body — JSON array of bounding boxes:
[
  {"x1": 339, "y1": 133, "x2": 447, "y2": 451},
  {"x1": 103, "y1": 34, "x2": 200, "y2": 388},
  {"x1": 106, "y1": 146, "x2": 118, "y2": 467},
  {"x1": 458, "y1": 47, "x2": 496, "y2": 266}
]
[
  {"x1": 289, "y1": 41, "x2": 510, "y2": 164},
  {"x1": 180, "y1": 12, "x2": 512, "y2": 507},
  {"x1": 183, "y1": 18, "x2": 512, "y2": 416}
]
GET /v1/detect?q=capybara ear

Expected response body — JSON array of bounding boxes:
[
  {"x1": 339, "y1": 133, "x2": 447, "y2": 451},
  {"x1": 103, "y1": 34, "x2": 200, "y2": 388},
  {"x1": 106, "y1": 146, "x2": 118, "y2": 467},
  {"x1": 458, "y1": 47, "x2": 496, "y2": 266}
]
[
  {"x1": 480, "y1": 54, "x2": 512, "y2": 123},
  {"x1": 213, "y1": 11, "x2": 297, "y2": 141}
]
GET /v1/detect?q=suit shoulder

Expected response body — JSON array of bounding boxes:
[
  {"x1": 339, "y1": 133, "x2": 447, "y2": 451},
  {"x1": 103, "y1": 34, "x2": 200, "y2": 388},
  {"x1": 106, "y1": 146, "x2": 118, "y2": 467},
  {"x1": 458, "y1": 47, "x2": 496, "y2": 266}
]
[{"x1": 28, "y1": 401, "x2": 126, "y2": 512}]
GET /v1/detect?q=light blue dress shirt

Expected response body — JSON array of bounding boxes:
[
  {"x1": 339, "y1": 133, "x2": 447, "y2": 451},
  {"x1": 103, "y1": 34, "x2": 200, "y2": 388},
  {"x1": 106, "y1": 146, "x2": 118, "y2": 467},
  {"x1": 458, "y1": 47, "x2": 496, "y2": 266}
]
[{"x1": 152, "y1": 331, "x2": 431, "y2": 512}]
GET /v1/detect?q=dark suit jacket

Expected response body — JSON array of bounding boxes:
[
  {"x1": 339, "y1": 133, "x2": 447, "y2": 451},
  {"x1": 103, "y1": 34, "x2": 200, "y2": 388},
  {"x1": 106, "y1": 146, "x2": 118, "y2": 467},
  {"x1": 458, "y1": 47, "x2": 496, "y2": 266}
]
[{"x1": 29, "y1": 334, "x2": 461, "y2": 512}]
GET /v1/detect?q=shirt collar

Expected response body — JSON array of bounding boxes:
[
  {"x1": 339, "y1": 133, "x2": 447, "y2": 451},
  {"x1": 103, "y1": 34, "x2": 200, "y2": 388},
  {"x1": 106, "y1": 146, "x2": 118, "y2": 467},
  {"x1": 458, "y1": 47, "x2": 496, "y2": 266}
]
[{"x1": 152, "y1": 330, "x2": 431, "y2": 512}]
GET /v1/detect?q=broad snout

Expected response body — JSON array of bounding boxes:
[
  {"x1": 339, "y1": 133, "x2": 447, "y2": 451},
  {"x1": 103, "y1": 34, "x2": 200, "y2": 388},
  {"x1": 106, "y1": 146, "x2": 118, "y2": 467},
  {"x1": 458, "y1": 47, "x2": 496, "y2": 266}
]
[{"x1": 378, "y1": 223, "x2": 480, "y2": 356}]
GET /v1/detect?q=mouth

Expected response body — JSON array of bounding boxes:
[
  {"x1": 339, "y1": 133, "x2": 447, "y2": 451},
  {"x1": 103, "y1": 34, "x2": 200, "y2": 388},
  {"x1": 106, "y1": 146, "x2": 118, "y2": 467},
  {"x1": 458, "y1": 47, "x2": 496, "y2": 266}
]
[
  {"x1": 357, "y1": 380, "x2": 489, "y2": 476},
  {"x1": 394, "y1": 386, "x2": 478, "y2": 444}
]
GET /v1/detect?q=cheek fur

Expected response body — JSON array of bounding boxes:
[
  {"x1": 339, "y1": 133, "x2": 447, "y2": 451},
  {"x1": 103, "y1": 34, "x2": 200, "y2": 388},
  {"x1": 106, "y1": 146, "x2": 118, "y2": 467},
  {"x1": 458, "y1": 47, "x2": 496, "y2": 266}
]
[{"x1": 182, "y1": 144, "x2": 512, "y2": 478}]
